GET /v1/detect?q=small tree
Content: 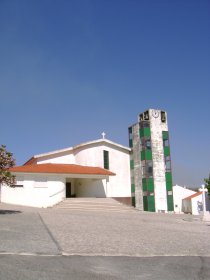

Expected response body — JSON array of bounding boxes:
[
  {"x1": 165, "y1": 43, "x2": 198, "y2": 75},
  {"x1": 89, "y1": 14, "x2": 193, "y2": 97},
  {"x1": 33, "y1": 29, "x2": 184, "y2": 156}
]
[
  {"x1": 0, "y1": 145, "x2": 16, "y2": 186},
  {"x1": 204, "y1": 175, "x2": 210, "y2": 195}
]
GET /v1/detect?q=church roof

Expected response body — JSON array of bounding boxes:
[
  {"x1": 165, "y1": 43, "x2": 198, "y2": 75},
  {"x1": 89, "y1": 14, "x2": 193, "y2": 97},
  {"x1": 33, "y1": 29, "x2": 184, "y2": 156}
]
[
  {"x1": 29, "y1": 138, "x2": 130, "y2": 160},
  {"x1": 9, "y1": 163, "x2": 115, "y2": 176},
  {"x1": 184, "y1": 192, "x2": 202, "y2": 200},
  {"x1": 23, "y1": 138, "x2": 130, "y2": 166}
]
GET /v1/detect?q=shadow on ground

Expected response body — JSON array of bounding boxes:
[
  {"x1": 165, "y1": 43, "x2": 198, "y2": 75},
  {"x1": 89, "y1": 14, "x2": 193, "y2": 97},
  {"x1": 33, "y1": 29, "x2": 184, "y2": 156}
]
[{"x1": 0, "y1": 210, "x2": 21, "y2": 215}]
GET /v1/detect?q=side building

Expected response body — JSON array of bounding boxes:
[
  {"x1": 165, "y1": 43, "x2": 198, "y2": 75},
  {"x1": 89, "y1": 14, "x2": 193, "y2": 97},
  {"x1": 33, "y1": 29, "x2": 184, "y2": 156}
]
[{"x1": 129, "y1": 109, "x2": 174, "y2": 212}]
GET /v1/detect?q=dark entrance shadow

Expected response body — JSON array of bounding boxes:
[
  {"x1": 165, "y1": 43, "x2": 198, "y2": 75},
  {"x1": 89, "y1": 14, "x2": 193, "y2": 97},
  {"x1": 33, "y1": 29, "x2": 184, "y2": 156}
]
[{"x1": 0, "y1": 210, "x2": 22, "y2": 215}]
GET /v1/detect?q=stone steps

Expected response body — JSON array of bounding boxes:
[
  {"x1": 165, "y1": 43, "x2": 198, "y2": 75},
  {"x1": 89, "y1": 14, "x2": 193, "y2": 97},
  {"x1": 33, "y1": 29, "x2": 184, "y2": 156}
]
[{"x1": 55, "y1": 198, "x2": 135, "y2": 212}]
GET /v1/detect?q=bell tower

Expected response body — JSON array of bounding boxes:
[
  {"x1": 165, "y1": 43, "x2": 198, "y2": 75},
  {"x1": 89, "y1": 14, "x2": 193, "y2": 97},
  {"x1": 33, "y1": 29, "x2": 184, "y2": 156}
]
[{"x1": 129, "y1": 109, "x2": 174, "y2": 212}]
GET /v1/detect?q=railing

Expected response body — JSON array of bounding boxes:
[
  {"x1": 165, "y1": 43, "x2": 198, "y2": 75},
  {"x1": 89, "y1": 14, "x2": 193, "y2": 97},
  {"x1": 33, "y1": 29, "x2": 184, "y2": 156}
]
[{"x1": 49, "y1": 188, "x2": 65, "y2": 198}]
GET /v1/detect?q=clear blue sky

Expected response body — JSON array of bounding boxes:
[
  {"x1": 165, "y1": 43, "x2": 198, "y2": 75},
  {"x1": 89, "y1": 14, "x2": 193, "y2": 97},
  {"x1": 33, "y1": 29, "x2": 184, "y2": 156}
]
[{"x1": 0, "y1": 0, "x2": 209, "y2": 188}]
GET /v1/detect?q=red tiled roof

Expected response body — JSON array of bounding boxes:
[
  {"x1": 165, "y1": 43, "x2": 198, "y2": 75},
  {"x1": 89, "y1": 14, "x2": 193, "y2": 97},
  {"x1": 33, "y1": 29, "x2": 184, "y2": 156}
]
[
  {"x1": 184, "y1": 192, "x2": 202, "y2": 200},
  {"x1": 9, "y1": 163, "x2": 115, "y2": 176},
  {"x1": 23, "y1": 157, "x2": 37, "y2": 165}
]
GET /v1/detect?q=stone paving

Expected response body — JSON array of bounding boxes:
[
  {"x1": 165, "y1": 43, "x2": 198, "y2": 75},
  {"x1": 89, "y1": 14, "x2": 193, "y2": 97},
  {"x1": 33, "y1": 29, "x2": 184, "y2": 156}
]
[{"x1": 0, "y1": 200, "x2": 210, "y2": 257}]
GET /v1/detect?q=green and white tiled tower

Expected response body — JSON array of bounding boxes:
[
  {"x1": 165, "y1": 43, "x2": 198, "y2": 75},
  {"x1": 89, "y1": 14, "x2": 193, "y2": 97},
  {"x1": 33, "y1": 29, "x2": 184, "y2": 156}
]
[{"x1": 128, "y1": 109, "x2": 174, "y2": 212}]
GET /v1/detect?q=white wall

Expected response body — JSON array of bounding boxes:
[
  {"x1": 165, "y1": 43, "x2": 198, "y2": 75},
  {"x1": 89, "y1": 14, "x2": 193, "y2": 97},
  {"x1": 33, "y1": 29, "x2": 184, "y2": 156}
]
[
  {"x1": 47, "y1": 176, "x2": 66, "y2": 207},
  {"x1": 75, "y1": 178, "x2": 106, "y2": 197},
  {"x1": 74, "y1": 144, "x2": 103, "y2": 167},
  {"x1": 182, "y1": 199, "x2": 192, "y2": 214},
  {"x1": 191, "y1": 195, "x2": 203, "y2": 215},
  {"x1": 74, "y1": 142, "x2": 131, "y2": 198},
  {"x1": 1, "y1": 174, "x2": 66, "y2": 208},
  {"x1": 37, "y1": 152, "x2": 75, "y2": 164},
  {"x1": 4, "y1": 140, "x2": 132, "y2": 207},
  {"x1": 35, "y1": 141, "x2": 131, "y2": 198},
  {"x1": 106, "y1": 147, "x2": 131, "y2": 197},
  {"x1": 173, "y1": 185, "x2": 196, "y2": 213}
]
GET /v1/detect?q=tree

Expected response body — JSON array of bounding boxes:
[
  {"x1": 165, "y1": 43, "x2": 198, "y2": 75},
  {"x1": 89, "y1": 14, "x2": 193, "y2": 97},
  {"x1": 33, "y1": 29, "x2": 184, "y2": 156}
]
[
  {"x1": 204, "y1": 174, "x2": 210, "y2": 195},
  {"x1": 0, "y1": 145, "x2": 16, "y2": 186}
]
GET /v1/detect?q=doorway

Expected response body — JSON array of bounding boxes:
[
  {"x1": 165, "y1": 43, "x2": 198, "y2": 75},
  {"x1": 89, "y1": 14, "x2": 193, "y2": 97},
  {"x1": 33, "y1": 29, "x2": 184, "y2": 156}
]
[{"x1": 66, "y1": 182, "x2": 71, "y2": 198}]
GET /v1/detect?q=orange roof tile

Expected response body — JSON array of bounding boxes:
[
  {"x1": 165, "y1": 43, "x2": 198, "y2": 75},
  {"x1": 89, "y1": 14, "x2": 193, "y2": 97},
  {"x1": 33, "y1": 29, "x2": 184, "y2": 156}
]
[
  {"x1": 9, "y1": 163, "x2": 115, "y2": 176},
  {"x1": 23, "y1": 157, "x2": 37, "y2": 165},
  {"x1": 184, "y1": 192, "x2": 202, "y2": 200}
]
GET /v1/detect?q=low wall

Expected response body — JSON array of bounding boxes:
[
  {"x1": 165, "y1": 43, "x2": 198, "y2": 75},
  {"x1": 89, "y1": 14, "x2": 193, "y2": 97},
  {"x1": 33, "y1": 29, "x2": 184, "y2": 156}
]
[{"x1": 112, "y1": 197, "x2": 132, "y2": 206}]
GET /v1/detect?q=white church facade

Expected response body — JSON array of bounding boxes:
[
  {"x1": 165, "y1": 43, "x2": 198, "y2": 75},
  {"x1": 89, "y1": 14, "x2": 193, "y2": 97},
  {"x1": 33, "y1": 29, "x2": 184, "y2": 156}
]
[
  {"x1": 0, "y1": 138, "x2": 131, "y2": 208},
  {"x1": 3, "y1": 108, "x2": 205, "y2": 213}
]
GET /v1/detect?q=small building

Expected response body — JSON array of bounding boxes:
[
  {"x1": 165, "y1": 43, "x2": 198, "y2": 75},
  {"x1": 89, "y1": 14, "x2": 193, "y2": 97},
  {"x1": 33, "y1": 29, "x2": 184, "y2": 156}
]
[
  {"x1": 173, "y1": 185, "x2": 196, "y2": 214},
  {"x1": 0, "y1": 138, "x2": 131, "y2": 208},
  {"x1": 182, "y1": 192, "x2": 203, "y2": 215}
]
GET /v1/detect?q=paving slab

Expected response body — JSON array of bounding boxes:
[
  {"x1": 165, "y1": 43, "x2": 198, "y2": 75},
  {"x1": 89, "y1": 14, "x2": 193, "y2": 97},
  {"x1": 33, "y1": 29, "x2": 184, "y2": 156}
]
[
  {"x1": 1, "y1": 202, "x2": 210, "y2": 257},
  {"x1": 41, "y1": 208, "x2": 210, "y2": 257},
  {"x1": 0, "y1": 255, "x2": 210, "y2": 280},
  {"x1": 0, "y1": 207, "x2": 60, "y2": 255}
]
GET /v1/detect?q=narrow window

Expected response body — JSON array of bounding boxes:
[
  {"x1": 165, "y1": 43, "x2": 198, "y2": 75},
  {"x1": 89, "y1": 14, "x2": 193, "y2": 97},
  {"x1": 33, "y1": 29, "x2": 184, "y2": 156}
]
[
  {"x1": 144, "y1": 110, "x2": 149, "y2": 120},
  {"x1": 145, "y1": 139, "x2": 151, "y2": 150},
  {"x1": 128, "y1": 127, "x2": 133, "y2": 148},
  {"x1": 163, "y1": 139, "x2": 169, "y2": 147},
  {"x1": 161, "y1": 111, "x2": 166, "y2": 122},
  {"x1": 103, "y1": 150, "x2": 109, "y2": 170},
  {"x1": 146, "y1": 161, "x2": 153, "y2": 177}
]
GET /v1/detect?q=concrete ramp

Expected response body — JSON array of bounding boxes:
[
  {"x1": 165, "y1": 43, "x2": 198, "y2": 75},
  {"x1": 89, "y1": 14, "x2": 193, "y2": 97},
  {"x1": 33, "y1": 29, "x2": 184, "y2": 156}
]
[{"x1": 54, "y1": 198, "x2": 135, "y2": 213}]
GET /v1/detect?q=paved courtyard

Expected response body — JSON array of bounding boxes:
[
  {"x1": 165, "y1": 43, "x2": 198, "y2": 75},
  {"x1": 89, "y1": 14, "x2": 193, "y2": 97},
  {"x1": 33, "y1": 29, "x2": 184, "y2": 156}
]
[
  {"x1": 1, "y1": 200, "x2": 210, "y2": 279},
  {"x1": 0, "y1": 199, "x2": 210, "y2": 257}
]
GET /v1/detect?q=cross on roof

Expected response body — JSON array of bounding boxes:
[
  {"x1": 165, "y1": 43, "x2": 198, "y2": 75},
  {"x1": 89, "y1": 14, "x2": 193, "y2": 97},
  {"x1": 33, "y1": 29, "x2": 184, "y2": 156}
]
[{"x1": 102, "y1": 132, "x2": 106, "y2": 139}]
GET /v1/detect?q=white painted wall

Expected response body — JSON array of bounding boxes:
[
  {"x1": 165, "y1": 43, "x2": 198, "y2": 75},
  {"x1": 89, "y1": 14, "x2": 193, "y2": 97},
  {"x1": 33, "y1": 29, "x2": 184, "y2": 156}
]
[
  {"x1": 191, "y1": 194, "x2": 203, "y2": 215},
  {"x1": 47, "y1": 176, "x2": 66, "y2": 207},
  {"x1": 173, "y1": 185, "x2": 196, "y2": 213},
  {"x1": 182, "y1": 199, "x2": 192, "y2": 214},
  {"x1": 74, "y1": 142, "x2": 131, "y2": 197},
  {"x1": 35, "y1": 140, "x2": 131, "y2": 198},
  {"x1": 75, "y1": 178, "x2": 106, "y2": 197},
  {"x1": 37, "y1": 152, "x2": 75, "y2": 164},
  {"x1": 182, "y1": 194, "x2": 203, "y2": 215},
  {"x1": 2, "y1": 139, "x2": 131, "y2": 207},
  {"x1": 74, "y1": 143, "x2": 103, "y2": 167},
  {"x1": 1, "y1": 174, "x2": 66, "y2": 208}
]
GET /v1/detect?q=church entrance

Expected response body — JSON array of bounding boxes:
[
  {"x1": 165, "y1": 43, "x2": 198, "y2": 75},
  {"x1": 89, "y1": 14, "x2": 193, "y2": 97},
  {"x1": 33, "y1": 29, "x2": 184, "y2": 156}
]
[{"x1": 66, "y1": 182, "x2": 72, "y2": 198}]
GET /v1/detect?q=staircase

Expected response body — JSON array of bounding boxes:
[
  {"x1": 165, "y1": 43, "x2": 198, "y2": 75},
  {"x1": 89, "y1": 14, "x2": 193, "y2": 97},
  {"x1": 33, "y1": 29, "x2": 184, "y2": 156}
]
[{"x1": 54, "y1": 198, "x2": 135, "y2": 213}]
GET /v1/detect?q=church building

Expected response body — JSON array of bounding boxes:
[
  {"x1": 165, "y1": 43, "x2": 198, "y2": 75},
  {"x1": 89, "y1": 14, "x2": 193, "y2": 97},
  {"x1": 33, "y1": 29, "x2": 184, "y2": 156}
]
[
  {"x1": 1, "y1": 109, "x2": 174, "y2": 212},
  {"x1": 0, "y1": 136, "x2": 131, "y2": 208}
]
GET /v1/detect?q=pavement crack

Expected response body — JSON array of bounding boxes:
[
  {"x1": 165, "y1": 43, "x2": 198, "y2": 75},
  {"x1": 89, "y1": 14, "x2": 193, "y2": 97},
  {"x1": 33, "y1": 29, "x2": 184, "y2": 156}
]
[
  {"x1": 38, "y1": 213, "x2": 62, "y2": 254},
  {"x1": 198, "y1": 256, "x2": 206, "y2": 280}
]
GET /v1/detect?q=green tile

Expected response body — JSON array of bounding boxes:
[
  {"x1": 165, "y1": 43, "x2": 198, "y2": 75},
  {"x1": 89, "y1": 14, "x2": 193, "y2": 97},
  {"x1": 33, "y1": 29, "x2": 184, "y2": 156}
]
[
  {"x1": 166, "y1": 181, "x2": 172, "y2": 191},
  {"x1": 147, "y1": 178, "x2": 154, "y2": 191},
  {"x1": 167, "y1": 195, "x2": 174, "y2": 211},
  {"x1": 142, "y1": 178, "x2": 147, "y2": 191},
  {"x1": 131, "y1": 183, "x2": 135, "y2": 193},
  {"x1": 162, "y1": 131, "x2": 169, "y2": 140},
  {"x1": 164, "y1": 146, "x2": 170, "y2": 156},
  {"x1": 145, "y1": 150, "x2": 152, "y2": 160},
  {"x1": 141, "y1": 151, "x2": 145, "y2": 161},
  {"x1": 143, "y1": 196, "x2": 148, "y2": 211},
  {"x1": 140, "y1": 128, "x2": 151, "y2": 138},
  {"x1": 148, "y1": 196, "x2": 155, "y2": 212},
  {"x1": 144, "y1": 127, "x2": 151, "y2": 137},
  {"x1": 165, "y1": 172, "x2": 172, "y2": 182},
  {"x1": 130, "y1": 160, "x2": 134, "y2": 170},
  {"x1": 132, "y1": 196, "x2": 136, "y2": 207},
  {"x1": 140, "y1": 128, "x2": 144, "y2": 138}
]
